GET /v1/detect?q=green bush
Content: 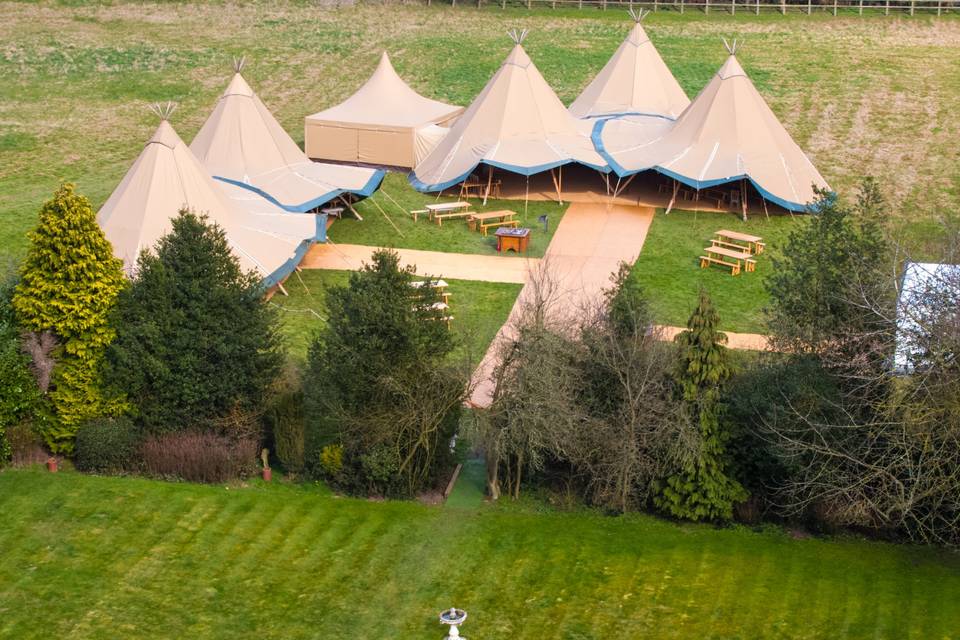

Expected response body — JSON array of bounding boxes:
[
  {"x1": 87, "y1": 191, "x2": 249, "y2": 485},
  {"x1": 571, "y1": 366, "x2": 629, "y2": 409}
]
[
  {"x1": 319, "y1": 444, "x2": 343, "y2": 476},
  {"x1": 75, "y1": 417, "x2": 139, "y2": 474},
  {"x1": 265, "y1": 390, "x2": 304, "y2": 473}
]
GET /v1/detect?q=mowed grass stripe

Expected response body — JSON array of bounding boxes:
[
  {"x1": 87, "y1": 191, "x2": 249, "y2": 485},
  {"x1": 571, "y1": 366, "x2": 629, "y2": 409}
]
[{"x1": 1, "y1": 471, "x2": 958, "y2": 639}]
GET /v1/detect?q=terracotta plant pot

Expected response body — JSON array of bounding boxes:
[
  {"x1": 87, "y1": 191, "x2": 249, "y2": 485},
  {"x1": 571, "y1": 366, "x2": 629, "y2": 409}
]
[
  {"x1": 46, "y1": 457, "x2": 58, "y2": 473},
  {"x1": 262, "y1": 467, "x2": 272, "y2": 482}
]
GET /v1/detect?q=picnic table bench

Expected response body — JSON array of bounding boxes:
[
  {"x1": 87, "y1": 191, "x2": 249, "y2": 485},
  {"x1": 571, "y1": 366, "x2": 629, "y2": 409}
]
[
  {"x1": 715, "y1": 229, "x2": 765, "y2": 254},
  {"x1": 467, "y1": 210, "x2": 518, "y2": 235},
  {"x1": 700, "y1": 245, "x2": 755, "y2": 276},
  {"x1": 460, "y1": 180, "x2": 502, "y2": 199}
]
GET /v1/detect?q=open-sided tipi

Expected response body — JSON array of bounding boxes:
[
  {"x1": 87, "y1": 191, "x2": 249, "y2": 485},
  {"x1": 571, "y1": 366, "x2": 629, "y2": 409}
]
[
  {"x1": 191, "y1": 60, "x2": 384, "y2": 213},
  {"x1": 595, "y1": 40, "x2": 829, "y2": 213},
  {"x1": 569, "y1": 10, "x2": 689, "y2": 120},
  {"x1": 304, "y1": 52, "x2": 463, "y2": 168},
  {"x1": 410, "y1": 30, "x2": 609, "y2": 194},
  {"x1": 98, "y1": 106, "x2": 323, "y2": 289}
]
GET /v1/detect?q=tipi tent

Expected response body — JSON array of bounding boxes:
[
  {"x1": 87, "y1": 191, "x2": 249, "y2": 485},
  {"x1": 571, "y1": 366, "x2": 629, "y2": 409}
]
[
  {"x1": 410, "y1": 30, "x2": 609, "y2": 194},
  {"x1": 596, "y1": 41, "x2": 829, "y2": 213},
  {"x1": 569, "y1": 11, "x2": 689, "y2": 120},
  {"x1": 98, "y1": 109, "x2": 323, "y2": 289},
  {"x1": 304, "y1": 52, "x2": 463, "y2": 168},
  {"x1": 191, "y1": 61, "x2": 384, "y2": 213}
]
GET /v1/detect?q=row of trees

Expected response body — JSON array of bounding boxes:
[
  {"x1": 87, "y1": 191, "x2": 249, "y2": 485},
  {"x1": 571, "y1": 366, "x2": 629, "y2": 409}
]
[
  {"x1": 1, "y1": 185, "x2": 282, "y2": 480},
  {"x1": 473, "y1": 179, "x2": 960, "y2": 545}
]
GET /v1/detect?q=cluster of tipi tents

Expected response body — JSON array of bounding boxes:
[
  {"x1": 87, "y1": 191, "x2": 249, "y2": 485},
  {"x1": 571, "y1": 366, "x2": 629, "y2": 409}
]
[{"x1": 96, "y1": 12, "x2": 828, "y2": 291}]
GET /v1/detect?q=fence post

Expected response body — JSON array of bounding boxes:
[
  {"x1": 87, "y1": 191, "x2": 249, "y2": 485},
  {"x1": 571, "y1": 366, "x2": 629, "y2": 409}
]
[
  {"x1": 732, "y1": 0, "x2": 736, "y2": 14},
  {"x1": 781, "y1": 0, "x2": 786, "y2": 14},
  {"x1": 885, "y1": 0, "x2": 889, "y2": 15},
  {"x1": 756, "y1": 0, "x2": 760, "y2": 14},
  {"x1": 832, "y1": 0, "x2": 837, "y2": 14},
  {"x1": 910, "y1": 0, "x2": 915, "y2": 14},
  {"x1": 705, "y1": 0, "x2": 710, "y2": 13},
  {"x1": 680, "y1": 0, "x2": 685, "y2": 12},
  {"x1": 859, "y1": 0, "x2": 863, "y2": 14},
  {"x1": 807, "y1": 0, "x2": 812, "y2": 14}
]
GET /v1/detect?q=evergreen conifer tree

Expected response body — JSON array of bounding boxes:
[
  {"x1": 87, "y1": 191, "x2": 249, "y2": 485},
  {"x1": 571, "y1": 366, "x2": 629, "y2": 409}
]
[
  {"x1": 656, "y1": 291, "x2": 746, "y2": 521},
  {"x1": 12, "y1": 184, "x2": 126, "y2": 452}
]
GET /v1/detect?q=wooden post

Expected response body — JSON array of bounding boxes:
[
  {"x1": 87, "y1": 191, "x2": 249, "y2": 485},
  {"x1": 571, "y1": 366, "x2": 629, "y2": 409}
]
[
  {"x1": 732, "y1": 0, "x2": 735, "y2": 14},
  {"x1": 705, "y1": 0, "x2": 710, "y2": 14},
  {"x1": 859, "y1": 0, "x2": 863, "y2": 14},
  {"x1": 833, "y1": 0, "x2": 837, "y2": 14},
  {"x1": 483, "y1": 165, "x2": 494, "y2": 206},
  {"x1": 781, "y1": 0, "x2": 786, "y2": 14},
  {"x1": 910, "y1": 0, "x2": 915, "y2": 14},
  {"x1": 740, "y1": 180, "x2": 748, "y2": 222},
  {"x1": 527, "y1": 0, "x2": 531, "y2": 9},
  {"x1": 680, "y1": 0, "x2": 685, "y2": 13},
  {"x1": 756, "y1": 0, "x2": 760, "y2": 15},
  {"x1": 666, "y1": 181, "x2": 679, "y2": 215},
  {"x1": 807, "y1": 0, "x2": 812, "y2": 14},
  {"x1": 885, "y1": 0, "x2": 890, "y2": 15}
]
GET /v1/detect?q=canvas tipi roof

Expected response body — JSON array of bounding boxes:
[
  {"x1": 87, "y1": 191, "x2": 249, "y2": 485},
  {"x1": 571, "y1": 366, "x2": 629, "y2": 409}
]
[
  {"x1": 569, "y1": 11, "x2": 689, "y2": 120},
  {"x1": 191, "y1": 63, "x2": 384, "y2": 213},
  {"x1": 98, "y1": 114, "x2": 322, "y2": 288},
  {"x1": 411, "y1": 32, "x2": 608, "y2": 193},
  {"x1": 306, "y1": 52, "x2": 463, "y2": 129},
  {"x1": 596, "y1": 43, "x2": 829, "y2": 211}
]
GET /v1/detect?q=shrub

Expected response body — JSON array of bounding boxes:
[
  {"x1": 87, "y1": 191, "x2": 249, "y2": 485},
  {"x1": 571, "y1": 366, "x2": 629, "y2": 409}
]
[
  {"x1": 6, "y1": 422, "x2": 47, "y2": 467},
  {"x1": 319, "y1": 444, "x2": 343, "y2": 476},
  {"x1": 265, "y1": 391, "x2": 304, "y2": 473},
  {"x1": 106, "y1": 210, "x2": 282, "y2": 433},
  {"x1": 75, "y1": 417, "x2": 139, "y2": 474},
  {"x1": 141, "y1": 431, "x2": 257, "y2": 483}
]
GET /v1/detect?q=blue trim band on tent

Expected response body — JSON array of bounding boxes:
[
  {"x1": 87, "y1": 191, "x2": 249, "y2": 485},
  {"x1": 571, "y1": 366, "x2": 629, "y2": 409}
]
[
  {"x1": 591, "y1": 117, "x2": 817, "y2": 213},
  {"x1": 409, "y1": 158, "x2": 611, "y2": 194},
  {"x1": 215, "y1": 168, "x2": 386, "y2": 213},
  {"x1": 579, "y1": 110, "x2": 677, "y2": 122},
  {"x1": 260, "y1": 213, "x2": 328, "y2": 291}
]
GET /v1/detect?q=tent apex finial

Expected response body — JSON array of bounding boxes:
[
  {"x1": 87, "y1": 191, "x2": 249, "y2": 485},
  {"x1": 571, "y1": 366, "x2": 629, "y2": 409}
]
[
  {"x1": 628, "y1": 7, "x2": 650, "y2": 22},
  {"x1": 722, "y1": 37, "x2": 742, "y2": 56},
  {"x1": 233, "y1": 55, "x2": 246, "y2": 74},
  {"x1": 148, "y1": 101, "x2": 177, "y2": 122},
  {"x1": 507, "y1": 28, "x2": 528, "y2": 45}
]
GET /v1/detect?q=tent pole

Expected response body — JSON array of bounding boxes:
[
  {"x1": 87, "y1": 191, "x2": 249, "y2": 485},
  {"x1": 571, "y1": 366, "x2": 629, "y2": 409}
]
[
  {"x1": 559, "y1": 165, "x2": 563, "y2": 205},
  {"x1": 340, "y1": 196, "x2": 363, "y2": 222},
  {"x1": 277, "y1": 281, "x2": 289, "y2": 296},
  {"x1": 525, "y1": 175, "x2": 529, "y2": 217},
  {"x1": 666, "y1": 180, "x2": 679, "y2": 215},
  {"x1": 610, "y1": 176, "x2": 621, "y2": 207},
  {"x1": 550, "y1": 168, "x2": 562, "y2": 205},
  {"x1": 613, "y1": 172, "x2": 637, "y2": 199},
  {"x1": 762, "y1": 196, "x2": 770, "y2": 220},
  {"x1": 604, "y1": 173, "x2": 611, "y2": 195},
  {"x1": 740, "y1": 180, "x2": 748, "y2": 222},
  {"x1": 483, "y1": 165, "x2": 493, "y2": 206}
]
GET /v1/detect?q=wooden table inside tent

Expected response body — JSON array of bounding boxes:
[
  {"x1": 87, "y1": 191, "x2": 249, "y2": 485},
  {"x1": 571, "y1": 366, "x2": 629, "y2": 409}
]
[
  {"x1": 460, "y1": 180, "x2": 502, "y2": 199},
  {"x1": 714, "y1": 229, "x2": 765, "y2": 255}
]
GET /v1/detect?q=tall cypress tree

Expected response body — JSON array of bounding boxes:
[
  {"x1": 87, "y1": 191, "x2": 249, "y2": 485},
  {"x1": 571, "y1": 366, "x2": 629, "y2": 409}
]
[
  {"x1": 12, "y1": 183, "x2": 127, "y2": 452},
  {"x1": 106, "y1": 210, "x2": 282, "y2": 432},
  {"x1": 656, "y1": 291, "x2": 746, "y2": 521}
]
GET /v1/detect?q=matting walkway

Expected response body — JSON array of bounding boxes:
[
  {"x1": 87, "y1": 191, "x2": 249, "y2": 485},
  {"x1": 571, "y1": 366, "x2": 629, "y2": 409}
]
[
  {"x1": 469, "y1": 203, "x2": 655, "y2": 406},
  {"x1": 302, "y1": 242, "x2": 536, "y2": 284}
]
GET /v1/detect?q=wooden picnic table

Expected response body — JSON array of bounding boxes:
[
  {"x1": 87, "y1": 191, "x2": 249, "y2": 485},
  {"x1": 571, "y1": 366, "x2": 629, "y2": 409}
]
[
  {"x1": 715, "y1": 229, "x2": 765, "y2": 254},
  {"x1": 703, "y1": 245, "x2": 755, "y2": 275},
  {"x1": 460, "y1": 181, "x2": 502, "y2": 199},
  {"x1": 410, "y1": 279, "x2": 451, "y2": 303},
  {"x1": 467, "y1": 209, "x2": 516, "y2": 232}
]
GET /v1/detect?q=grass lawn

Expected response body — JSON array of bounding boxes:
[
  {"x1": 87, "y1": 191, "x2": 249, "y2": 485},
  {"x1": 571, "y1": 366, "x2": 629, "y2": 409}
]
[
  {"x1": 271, "y1": 268, "x2": 521, "y2": 366},
  {"x1": 631, "y1": 209, "x2": 799, "y2": 333},
  {"x1": 1, "y1": 469, "x2": 958, "y2": 639},
  {"x1": 331, "y1": 173, "x2": 567, "y2": 258},
  {"x1": 1, "y1": 4, "x2": 958, "y2": 265}
]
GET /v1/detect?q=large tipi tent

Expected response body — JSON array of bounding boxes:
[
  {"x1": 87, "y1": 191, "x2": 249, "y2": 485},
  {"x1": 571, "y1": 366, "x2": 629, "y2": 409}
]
[
  {"x1": 190, "y1": 60, "x2": 384, "y2": 213},
  {"x1": 98, "y1": 108, "x2": 323, "y2": 289},
  {"x1": 304, "y1": 52, "x2": 463, "y2": 168},
  {"x1": 410, "y1": 30, "x2": 609, "y2": 194},
  {"x1": 569, "y1": 11, "x2": 689, "y2": 120},
  {"x1": 596, "y1": 41, "x2": 829, "y2": 214}
]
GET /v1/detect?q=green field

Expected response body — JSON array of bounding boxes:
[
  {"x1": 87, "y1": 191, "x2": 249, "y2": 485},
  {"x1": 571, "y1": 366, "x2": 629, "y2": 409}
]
[
  {"x1": 272, "y1": 268, "x2": 521, "y2": 365},
  {"x1": 631, "y1": 209, "x2": 799, "y2": 333},
  {"x1": 1, "y1": 469, "x2": 958, "y2": 639},
  {"x1": 2, "y1": 3, "x2": 958, "y2": 264}
]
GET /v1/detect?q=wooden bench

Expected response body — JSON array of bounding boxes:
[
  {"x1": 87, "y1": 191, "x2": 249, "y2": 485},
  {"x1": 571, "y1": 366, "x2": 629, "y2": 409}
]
[
  {"x1": 700, "y1": 255, "x2": 741, "y2": 276},
  {"x1": 481, "y1": 219, "x2": 519, "y2": 236},
  {"x1": 710, "y1": 238, "x2": 747, "y2": 252},
  {"x1": 410, "y1": 209, "x2": 428, "y2": 222},
  {"x1": 434, "y1": 211, "x2": 475, "y2": 226}
]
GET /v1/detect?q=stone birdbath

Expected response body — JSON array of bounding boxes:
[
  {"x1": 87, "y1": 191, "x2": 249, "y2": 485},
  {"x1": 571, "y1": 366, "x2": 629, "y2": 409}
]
[{"x1": 439, "y1": 607, "x2": 467, "y2": 639}]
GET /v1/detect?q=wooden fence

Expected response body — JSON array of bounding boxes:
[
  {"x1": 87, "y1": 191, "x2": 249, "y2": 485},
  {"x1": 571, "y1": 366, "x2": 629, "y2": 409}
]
[{"x1": 440, "y1": 0, "x2": 959, "y2": 15}]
